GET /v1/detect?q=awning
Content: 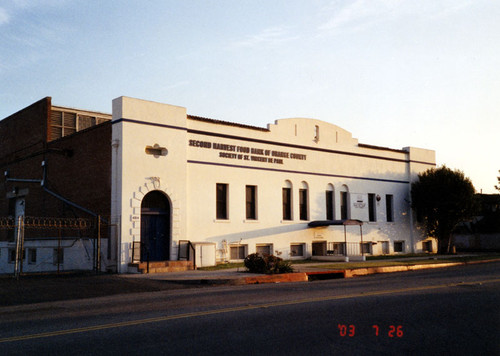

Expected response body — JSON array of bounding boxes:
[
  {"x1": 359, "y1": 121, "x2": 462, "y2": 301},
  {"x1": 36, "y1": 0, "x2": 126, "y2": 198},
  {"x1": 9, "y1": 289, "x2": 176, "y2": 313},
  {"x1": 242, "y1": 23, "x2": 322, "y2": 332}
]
[{"x1": 308, "y1": 219, "x2": 363, "y2": 228}]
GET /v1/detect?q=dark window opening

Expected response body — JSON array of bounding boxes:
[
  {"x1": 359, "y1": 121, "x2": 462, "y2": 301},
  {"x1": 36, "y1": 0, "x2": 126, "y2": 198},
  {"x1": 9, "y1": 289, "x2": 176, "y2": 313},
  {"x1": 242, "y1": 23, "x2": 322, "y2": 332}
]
[
  {"x1": 216, "y1": 183, "x2": 228, "y2": 220},
  {"x1": 299, "y1": 189, "x2": 308, "y2": 221},
  {"x1": 282, "y1": 188, "x2": 292, "y2": 220},
  {"x1": 386, "y1": 194, "x2": 394, "y2": 222},
  {"x1": 340, "y1": 192, "x2": 348, "y2": 220},
  {"x1": 326, "y1": 190, "x2": 334, "y2": 220},
  {"x1": 246, "y1": 185, "x2": 257, "y2": 220},
  {"x1": 368, "y1": 193, "x2": 376, "y2": 222},
  {"x1": 394, "y1": 241, "x2": 404, "y2": 253}
]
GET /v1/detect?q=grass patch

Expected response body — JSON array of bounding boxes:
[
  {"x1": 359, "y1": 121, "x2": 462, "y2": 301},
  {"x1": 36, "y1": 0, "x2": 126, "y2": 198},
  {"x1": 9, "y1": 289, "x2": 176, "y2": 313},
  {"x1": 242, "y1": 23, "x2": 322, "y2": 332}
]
[
  {"x1": 198, "y1": 262, "x2": 244, "y2": 271},
  {"x1": 366, "y1": 253, "x2": 432, "y2": 260},
  {"x1": 198, "y1": 258, "x2": 331, "y2": 271},
  {"x1": 197, "y1": 254, "x2": 500, "y2": 271},
  {"x1": 289, "y1": 258, "x2": 333, "y2": 265}
]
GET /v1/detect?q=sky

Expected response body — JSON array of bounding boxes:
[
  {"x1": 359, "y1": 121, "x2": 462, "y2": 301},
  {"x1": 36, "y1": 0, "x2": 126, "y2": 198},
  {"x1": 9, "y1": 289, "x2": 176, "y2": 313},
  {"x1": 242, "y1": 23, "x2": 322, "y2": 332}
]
[{"x1": 1, "y1": 0, "x2": 499, "y2": 193}]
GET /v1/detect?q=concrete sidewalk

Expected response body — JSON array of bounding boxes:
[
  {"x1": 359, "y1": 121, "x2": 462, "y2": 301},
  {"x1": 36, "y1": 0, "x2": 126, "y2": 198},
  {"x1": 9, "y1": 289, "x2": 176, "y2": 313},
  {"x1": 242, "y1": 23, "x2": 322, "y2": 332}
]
[{"x1": 122, "y1": 255, "x2": 500, "y2": 285}]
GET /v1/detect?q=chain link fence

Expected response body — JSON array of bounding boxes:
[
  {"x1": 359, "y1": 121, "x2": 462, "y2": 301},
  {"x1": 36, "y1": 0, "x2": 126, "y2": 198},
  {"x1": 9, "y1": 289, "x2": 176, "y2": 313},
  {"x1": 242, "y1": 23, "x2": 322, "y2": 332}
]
[{"x1": 0, "y1": 216, "x2": 110, "y2": 277}]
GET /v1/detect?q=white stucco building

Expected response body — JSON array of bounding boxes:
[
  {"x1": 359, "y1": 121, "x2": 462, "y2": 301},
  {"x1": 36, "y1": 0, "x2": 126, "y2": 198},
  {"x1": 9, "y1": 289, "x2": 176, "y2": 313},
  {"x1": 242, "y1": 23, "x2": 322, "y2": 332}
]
[{"x1": 111, "y1": 97, "x2": 436, "y2": 273}]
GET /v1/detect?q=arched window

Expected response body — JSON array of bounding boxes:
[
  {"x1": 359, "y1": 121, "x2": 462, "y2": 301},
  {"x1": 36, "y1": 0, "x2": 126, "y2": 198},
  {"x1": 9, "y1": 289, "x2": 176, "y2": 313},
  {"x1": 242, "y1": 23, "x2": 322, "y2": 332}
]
[
  {"x1": 299, "y1": 181, "x2": 309, "y2": 221},
  {"x1": 282, "y1": 180, "x2": 293, "y2": 221},
  {"x1": 326, "y1": 184, "x2": 335, "y2": 220},
  {"x1": 340, "y1": 184, "x2": 350, "y2": 220}
]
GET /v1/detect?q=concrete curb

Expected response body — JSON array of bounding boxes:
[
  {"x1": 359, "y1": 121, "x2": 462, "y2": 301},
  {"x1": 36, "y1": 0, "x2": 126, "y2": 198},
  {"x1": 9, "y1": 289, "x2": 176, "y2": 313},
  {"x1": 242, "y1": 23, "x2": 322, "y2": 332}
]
[
  {"x1": 164, "y1": 273, "x2": 309, "y2": 285},
  {"x1": 342, "y1": 262, "x2": 463, "y2": 278},
  {"x1": 156, "y1": 259, "x2": 500, "y2": 285},
  {"x1": 313, "y1": 259, "x2": 498, "y2": 279},
  {"x1": 243, "y1": 272, "x2": 309, "y2": 284}
]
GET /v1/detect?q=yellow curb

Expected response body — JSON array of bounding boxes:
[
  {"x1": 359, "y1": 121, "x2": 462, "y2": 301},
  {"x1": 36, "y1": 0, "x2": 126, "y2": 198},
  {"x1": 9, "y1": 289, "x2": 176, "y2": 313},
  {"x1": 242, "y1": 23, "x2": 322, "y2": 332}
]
[{"x1": 342, "y1": 261, "x2": 488, "y2": 278}]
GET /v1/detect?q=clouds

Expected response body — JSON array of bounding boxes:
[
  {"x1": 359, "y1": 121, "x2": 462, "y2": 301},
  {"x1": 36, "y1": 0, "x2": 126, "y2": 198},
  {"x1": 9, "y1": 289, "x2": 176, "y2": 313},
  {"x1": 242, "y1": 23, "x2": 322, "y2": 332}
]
[
  {"x1": 318, "y1": 0, "x2": 397, "y2": 32},
  {"x1": 0, "y1": 0, "x2": 75, "y2": 73},
  {"x1": 0, "y1": 7, "x2": 9, "y2": 25},
  {"x1": 317, "y1": 0, "x2": 473, "y2": 34},
  {"x1": 231, "y1": 26, "x2": 300, "y2": 48}
]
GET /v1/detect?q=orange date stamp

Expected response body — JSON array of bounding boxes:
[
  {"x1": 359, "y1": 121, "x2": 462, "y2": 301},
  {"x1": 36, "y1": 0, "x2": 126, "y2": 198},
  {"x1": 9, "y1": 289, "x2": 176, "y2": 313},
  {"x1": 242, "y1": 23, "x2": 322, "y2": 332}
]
[{"x1": 337, "y1": 324, "x2": 403, "y2": 337}]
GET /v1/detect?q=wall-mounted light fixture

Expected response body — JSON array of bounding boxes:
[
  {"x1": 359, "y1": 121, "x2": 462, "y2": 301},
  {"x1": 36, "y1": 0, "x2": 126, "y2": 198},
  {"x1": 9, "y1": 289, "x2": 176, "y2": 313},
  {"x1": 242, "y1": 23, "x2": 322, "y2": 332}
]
[{"x1": 145, "y1": 144, "x2": 168, "y2": 158}]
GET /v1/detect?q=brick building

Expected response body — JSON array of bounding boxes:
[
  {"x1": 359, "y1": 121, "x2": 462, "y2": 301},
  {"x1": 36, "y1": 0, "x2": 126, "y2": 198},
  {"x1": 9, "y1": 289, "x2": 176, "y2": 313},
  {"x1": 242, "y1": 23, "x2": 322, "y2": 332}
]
[{"x1": 0, "y1": 97, "x2": 111, "y2": 273}]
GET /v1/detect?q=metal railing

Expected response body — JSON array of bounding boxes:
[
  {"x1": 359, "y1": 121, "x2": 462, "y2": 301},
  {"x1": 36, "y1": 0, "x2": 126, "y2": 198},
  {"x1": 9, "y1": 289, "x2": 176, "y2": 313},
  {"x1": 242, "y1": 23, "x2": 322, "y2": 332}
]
[
  {"x1": 131, "y1": 241, "x2": 151, "y2": 273},
  {"x1": 327, "y1": 242, "x2": 365, "y2": 256},
  {"x1": 178, "y1": 240, "x2": 196, "y2": 269}
]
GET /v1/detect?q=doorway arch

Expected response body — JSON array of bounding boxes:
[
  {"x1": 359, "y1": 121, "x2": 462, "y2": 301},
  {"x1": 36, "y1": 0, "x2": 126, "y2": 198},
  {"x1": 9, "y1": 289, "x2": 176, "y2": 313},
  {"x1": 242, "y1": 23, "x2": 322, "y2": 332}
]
[{"x1": 141, "y1": 191, "x2": 171, "y2": 261}]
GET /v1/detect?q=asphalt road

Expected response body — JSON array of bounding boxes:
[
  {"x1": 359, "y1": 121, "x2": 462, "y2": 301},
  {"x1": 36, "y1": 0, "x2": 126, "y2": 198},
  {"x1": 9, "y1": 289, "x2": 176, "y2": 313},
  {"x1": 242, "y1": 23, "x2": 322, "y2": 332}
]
[{"x1": 1, "y1": 262, "x2": 499, "y2": 355}]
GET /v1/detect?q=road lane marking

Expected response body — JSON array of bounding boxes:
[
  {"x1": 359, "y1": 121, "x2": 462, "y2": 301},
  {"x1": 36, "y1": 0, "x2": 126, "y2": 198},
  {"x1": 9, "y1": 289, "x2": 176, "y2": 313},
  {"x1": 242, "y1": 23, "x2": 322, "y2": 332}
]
[{"x1": 1, "y1": 277, "x2": 499, "y2": 343}]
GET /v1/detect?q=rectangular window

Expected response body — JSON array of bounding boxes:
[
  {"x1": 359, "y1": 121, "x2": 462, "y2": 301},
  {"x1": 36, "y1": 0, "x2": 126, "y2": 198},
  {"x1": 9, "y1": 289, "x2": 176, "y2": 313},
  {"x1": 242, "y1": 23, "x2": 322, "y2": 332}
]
[
  {"x1": 312, "y1": 241, "x2": 327, "y2": 256},
  {"x1": 327, "y1": 242, "x2": 345, "y2": 256},
  {"x1": 53, "y1": 248, "x2": 64, "y2": 265},
  {"x1": 216, "y1": 183, "x2": 228, "y2": 220},
  {"x1": 386, "y1": 194, "x2": 394, "y2": 222},
  {"x1": 290, "y1": 243, "x2": 304, "y2": 257},
  {"x1": 8, "y1": 248, "x2": 25, "y2": 263},
  {"x1": 245, "y1": 185, "x2": 257, "y2": 220},
  {"x1": 256, "y1": 244, "x2": 272, "y2": 255},
  {"x1": 282, "y1": 188, "x2": 292, "y2": 220},
  {"x1": 326, "y1": 190, "x2": 334, "y2": 220},
  {"x1": 368, "y1": 193, "x2": 376, "y2": 222},
  {"x1": 230, "y1": 245, "x2": 247, "y2": 260},
  {"x1": 423, "y1": 240, "x2": 433, "y2": 252},
  {"x1": 394, "y1": 241, "x2": 404, "y2": 253},
  {"x1": 299, "y1": 189, "x2": 308, "y2": 220},
  {"x1": 361, "y1": 243, "x2": 372, "y2": 255},
  {"x1": 28, "y1": 248, "x2": 37, "y2": 265},
  {"x1": 380, "y1": 241, "x2": 389, "y2": 254},
  {"x1": 340, "y1": 192, "x2": 348, "y2": 220}
]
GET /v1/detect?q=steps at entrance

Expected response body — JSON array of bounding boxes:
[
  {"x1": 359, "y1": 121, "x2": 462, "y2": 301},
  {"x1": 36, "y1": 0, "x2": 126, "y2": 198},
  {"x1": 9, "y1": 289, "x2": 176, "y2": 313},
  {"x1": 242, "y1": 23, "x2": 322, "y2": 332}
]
[{"x1": 128, "y1": 260, "x2": 194, "y2": 274}]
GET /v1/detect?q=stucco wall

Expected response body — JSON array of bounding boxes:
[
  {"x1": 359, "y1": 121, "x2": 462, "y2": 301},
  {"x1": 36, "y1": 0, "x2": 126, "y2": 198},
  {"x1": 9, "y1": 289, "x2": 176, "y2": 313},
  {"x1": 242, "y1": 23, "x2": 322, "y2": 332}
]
[{"x1": 112, "y1": 96, "x2": 436, "y2": 272}]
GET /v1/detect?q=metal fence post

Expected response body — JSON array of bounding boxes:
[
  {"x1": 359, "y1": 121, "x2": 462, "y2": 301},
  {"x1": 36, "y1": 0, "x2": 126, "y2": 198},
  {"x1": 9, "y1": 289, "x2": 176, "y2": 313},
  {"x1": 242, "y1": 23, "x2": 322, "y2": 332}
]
[
  {"x1": 14, "y1": 215, "x2": 24, "y2": 279},
  {"x1": 96, "y1": 215, "x2": 101, "y2": 274}
]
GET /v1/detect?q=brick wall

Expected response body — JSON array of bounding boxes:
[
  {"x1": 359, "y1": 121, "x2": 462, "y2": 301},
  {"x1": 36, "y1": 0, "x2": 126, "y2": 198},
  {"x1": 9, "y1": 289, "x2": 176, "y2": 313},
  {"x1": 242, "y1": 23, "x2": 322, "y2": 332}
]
[{"x1": 0, "y1": 98, "x2": 112, "y2": 241}]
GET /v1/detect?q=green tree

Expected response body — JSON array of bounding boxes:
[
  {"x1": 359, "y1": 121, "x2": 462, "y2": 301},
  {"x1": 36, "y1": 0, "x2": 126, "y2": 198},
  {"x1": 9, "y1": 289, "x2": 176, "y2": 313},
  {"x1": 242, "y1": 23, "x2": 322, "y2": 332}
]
[{"x1": 411, "y1": 166, "x2": 477, "y2": 254}]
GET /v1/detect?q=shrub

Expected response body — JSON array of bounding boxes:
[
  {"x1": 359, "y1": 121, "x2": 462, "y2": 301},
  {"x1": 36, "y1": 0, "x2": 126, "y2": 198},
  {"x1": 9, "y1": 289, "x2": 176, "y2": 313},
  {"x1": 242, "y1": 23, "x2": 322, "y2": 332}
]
[
  {"x1": 244, "y1": 253, "x2": 267, "y2": 273},
  {"x1": 244, "y1": 253, "x2": 294, "y2": 274}
]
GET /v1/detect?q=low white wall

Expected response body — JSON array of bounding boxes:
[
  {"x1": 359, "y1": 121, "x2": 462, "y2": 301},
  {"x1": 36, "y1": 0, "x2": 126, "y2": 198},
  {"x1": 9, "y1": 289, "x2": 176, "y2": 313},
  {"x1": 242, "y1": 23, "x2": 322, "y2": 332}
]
[{"x1": 0, "y1": 238, "x2": 108, "y2": 274}]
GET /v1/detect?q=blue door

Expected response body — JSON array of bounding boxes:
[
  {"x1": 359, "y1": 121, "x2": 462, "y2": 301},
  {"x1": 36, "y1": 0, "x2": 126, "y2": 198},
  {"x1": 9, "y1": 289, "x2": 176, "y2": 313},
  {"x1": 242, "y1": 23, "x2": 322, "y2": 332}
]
[{"x1": 141, "y1": 191, "x2": 171, "y2": 261}]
